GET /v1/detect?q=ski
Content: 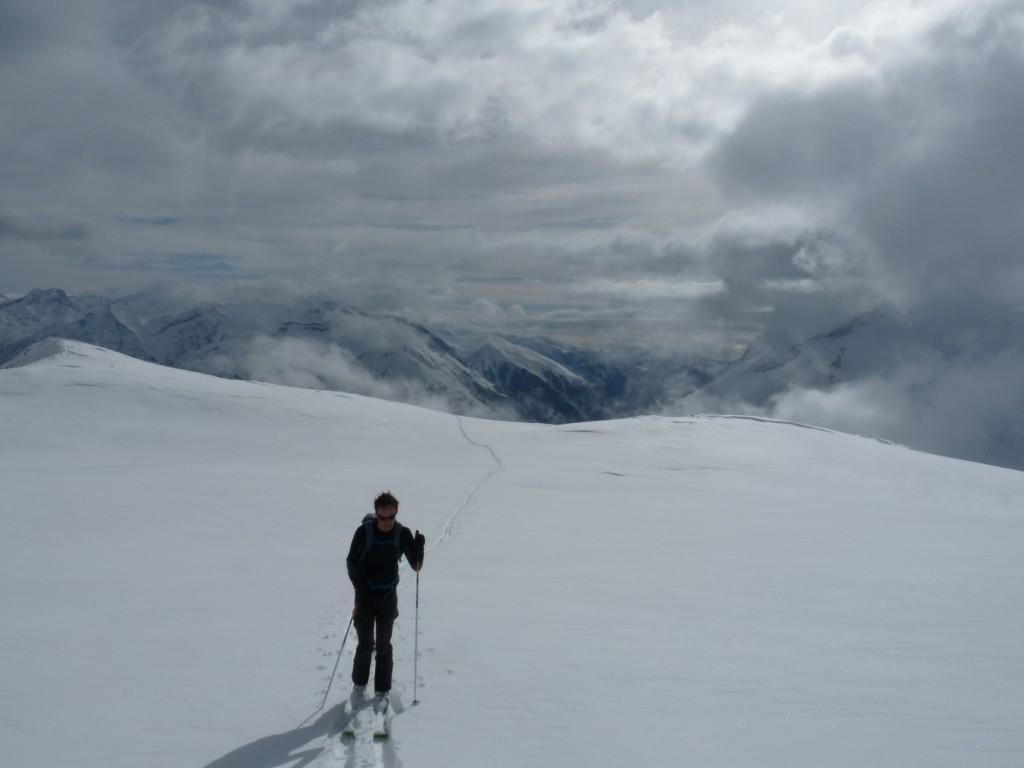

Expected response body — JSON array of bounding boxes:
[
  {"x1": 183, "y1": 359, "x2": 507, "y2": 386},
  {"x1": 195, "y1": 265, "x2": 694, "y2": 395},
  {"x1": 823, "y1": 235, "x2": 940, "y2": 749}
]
[
  {"x1": 372, "y1": 696, "x2": 390, "y2": 739},
  {"x1": 340, "y1": 688, "x2": 369, "y2": 739},
  {"x1": 341, "y1": 715, "x2": 357, "y2": 738}
]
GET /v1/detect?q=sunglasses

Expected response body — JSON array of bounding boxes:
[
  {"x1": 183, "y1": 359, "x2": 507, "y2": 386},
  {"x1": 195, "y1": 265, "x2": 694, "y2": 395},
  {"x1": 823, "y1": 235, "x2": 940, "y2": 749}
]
[{"x1": 377, "y1": 512, "x2": 397, "y2": 522}]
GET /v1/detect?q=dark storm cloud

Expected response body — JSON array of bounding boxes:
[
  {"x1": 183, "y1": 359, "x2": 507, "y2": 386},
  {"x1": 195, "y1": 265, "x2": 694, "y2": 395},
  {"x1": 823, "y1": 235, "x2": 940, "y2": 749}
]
[
  {"x1": 707, "y1": 0, "x2": 1024, "y2": 317},
  {"x1": 855, "y1": 36, "x2": 1024, "y2": 307},
  {"x1": 711, "y1": 85, "x2": 894, "y2": 199},
  {"x1": 682, "y1": 0, "x2": 1024, "y2": 468}
]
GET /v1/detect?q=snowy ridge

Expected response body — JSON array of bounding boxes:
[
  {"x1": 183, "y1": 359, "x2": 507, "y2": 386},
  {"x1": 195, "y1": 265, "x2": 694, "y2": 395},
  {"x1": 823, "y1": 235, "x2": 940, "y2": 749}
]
[
  {"x1": 0, "y1": 336, "x2": 71, "y2": 368},
  {"x1": 2, "y1": 342, "x2": 1024, "y2": 768},
  {"x1": 464, "y1": 334, "x2": 586, "y2": 384}
]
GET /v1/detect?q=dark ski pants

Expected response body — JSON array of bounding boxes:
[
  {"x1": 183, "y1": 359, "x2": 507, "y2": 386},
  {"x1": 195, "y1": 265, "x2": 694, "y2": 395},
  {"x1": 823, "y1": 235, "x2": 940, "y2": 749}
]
[{"x1": 352, "y1": 588, "x2": 398, "y2": 693}]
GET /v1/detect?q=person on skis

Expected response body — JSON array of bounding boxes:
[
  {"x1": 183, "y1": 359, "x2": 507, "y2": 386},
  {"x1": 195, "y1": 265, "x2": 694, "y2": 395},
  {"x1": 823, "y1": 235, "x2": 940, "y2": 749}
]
[{"x1": 346, "y1": 491, "x2": 425, "y2": 704}]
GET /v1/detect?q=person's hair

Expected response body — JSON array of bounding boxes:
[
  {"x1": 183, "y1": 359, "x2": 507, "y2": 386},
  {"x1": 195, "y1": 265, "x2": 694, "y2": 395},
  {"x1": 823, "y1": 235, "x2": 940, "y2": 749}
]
[{"x1": 374, "y1": 491, "x2": 399, "y2": 510}]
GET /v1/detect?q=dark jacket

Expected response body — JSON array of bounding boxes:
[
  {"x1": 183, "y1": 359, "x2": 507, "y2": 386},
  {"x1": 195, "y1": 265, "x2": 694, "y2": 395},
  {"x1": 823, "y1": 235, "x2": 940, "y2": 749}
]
[{"x1": 346, "y1": 519, "x2": 422, "y2": 594}]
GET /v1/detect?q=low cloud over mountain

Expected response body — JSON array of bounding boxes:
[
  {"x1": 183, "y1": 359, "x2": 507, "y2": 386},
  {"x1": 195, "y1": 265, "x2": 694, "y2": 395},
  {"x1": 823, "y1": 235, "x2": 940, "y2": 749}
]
[{"x1": 0, "y1": 287, "x2": 718, "y2": 426}]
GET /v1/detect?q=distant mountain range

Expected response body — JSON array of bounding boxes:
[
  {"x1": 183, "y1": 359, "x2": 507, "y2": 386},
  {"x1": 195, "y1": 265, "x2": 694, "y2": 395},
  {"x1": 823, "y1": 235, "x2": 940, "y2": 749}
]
[
  {"x1": 0, "y1": 288, "x2": 718, "y2": 423},
  {"x1": 4, "y1": 287, "x2": 1022, "y2": 472}
]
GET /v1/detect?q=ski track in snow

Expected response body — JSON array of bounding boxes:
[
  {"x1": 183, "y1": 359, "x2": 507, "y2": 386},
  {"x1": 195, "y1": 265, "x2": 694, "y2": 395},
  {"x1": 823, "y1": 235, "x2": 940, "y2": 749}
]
[{"x1": 427, "y1": 415, "x2": 503, "y2": 552}]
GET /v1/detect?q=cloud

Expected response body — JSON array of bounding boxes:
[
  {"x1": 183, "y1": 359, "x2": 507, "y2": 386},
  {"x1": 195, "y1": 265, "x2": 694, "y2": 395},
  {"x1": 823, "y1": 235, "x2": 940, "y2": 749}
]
[
  {"x1": 768, "y1": 349, "x2": 1024, "y2": 470},
  {"x1": 237, "y1": 335, "x2": 406, "y2": 399},
  {"x1": 570, "y1": 278, "x2": 725, "y2": 301},
  {"x1": 706, "y1": 0, "x2": 1024, "y2": 313},
  {"x1": 8, "y1": 0, "x2": 999, "y2": 324},
  {"x1": 225, "y1": 334, "x2": 481, "y2": 415},
  {"x1": 0, "y1": 213, "x2": 92, "y2": 246},
  {"x1": 669, "y1": 295, "x2": 1024, "y2": 469},
  {"x1": 143, "y1": 1, "x2": 716, "y2": 159},
  {"x1": 671, "y1": 346, "x2": 1024, "y2": 471}
]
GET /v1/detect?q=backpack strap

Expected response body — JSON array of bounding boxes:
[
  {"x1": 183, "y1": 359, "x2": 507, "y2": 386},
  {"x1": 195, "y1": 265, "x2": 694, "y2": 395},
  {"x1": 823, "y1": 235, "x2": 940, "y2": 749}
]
[
  {"x1": 359, "y1": 519, "x2": 404, "y2": 560},
  {"x1": 360, "y1": 519, "x2": 374, "y2": 562}
]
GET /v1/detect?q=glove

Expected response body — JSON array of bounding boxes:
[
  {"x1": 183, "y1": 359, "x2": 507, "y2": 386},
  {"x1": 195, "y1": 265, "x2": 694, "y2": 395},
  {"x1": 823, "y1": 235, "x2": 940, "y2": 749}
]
[{"x1": 413, "y1": 530, "x2": 425, "y2": 569}]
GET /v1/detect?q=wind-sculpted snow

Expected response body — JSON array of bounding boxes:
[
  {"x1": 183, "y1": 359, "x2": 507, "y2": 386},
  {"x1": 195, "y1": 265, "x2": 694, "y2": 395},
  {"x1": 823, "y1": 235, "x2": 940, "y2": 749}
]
[{"x1": 2, "y1": 340, "x2": 1024, "y2": 768}]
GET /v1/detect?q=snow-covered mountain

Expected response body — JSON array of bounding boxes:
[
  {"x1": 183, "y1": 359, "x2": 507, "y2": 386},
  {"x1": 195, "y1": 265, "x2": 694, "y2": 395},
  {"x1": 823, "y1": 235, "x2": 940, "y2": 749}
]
[
  {"x1": 460, "y1": 333, "x2": 601, "y2": 423},
  {"x1": 3, "y1": 339, "x2": 1023, "y2": 768},
  {"x1": 0, "y1": 289, "x2": 506, "y2": 415},
  {"x1": 5, "y1": 288, "x2": 1021, "y2": 470},
  {"x1": 684, "y1": 307, "x2": 903, "y2": 404},
  {"x1": 0, "y1": 288, "x2": 715, "y2": 423},
  {"x1": 0, "y1": 288, "x2": 146, "y2": 362},
  {"x1": 481, "y1": 333, "x2": 717, "y2": 418}
]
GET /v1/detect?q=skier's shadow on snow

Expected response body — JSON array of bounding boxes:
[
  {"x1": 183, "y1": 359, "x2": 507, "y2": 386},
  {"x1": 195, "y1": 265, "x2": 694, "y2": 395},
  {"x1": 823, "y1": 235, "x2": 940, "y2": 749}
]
[
  {"x1": 202, "y1": 698, "x2": 406, "y2": 768},
  {"x1": 201, "y1": 705, "x2": 341, "y2": 768}
]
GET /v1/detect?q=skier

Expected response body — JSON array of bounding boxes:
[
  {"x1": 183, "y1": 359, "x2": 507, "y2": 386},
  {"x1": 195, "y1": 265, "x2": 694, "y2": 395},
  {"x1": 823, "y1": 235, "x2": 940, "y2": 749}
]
[{"x1": 346, "y1": 491, "x2": 425, "y2": 705}]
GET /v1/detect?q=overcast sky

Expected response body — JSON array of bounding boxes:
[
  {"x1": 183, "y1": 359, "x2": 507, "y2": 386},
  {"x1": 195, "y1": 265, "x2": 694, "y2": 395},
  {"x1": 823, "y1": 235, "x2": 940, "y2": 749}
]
[{"x1": 2, "y1": 0, "x2": 1022, "y2": 356}]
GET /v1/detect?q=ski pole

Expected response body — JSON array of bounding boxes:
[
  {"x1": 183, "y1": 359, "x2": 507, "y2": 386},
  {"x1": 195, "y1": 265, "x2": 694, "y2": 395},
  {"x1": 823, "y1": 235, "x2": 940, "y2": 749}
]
[
  {"x1": 299, "y1": 607, "x2": 355, "y2": 727},
  {"x1": 413, "y1": 569, "x2": 421, "y2": 705}
]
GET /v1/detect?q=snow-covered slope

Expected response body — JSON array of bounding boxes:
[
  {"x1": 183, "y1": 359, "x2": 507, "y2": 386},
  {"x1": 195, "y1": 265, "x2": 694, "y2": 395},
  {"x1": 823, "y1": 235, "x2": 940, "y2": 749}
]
[{"x1": 2, "y1": 340, "x2": 1023, "y2": 768}]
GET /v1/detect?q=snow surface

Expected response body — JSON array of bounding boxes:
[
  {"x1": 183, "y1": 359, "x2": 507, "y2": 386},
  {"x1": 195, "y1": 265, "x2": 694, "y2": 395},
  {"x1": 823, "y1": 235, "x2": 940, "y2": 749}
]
[{"x1": 2, "y1": 340, "x2": 1023, "y2": 768}]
